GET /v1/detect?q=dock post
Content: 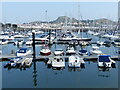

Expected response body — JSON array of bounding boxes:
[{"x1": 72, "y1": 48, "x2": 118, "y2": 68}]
[
  {"x1": 32, "y1": 31, "x2": 36, "y2": 60},
  {"x1": 33, "y1": 61, "x2": 37, "y2": 87}
]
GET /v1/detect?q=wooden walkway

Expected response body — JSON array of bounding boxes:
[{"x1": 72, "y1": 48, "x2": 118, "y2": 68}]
[{"x1": 1, "y1": 54, "x2": 120, "y2": 61}]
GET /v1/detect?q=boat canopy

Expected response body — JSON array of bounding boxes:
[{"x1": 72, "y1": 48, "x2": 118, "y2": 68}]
[
  {"x1": 18, "y1": 48, "x2": 28, "y2": 53},
  {"x1": 99, "y1": 55, "x2": 111, "y2": 62},
  {"x1": 79, "y1": 50, "x2": 87, "y2": 53}
]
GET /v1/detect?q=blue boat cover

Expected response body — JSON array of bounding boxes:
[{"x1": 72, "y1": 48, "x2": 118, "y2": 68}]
[
  {"x1": 18, "y1": 48, "x2": 28, "y2": 53},
  {"x1": 2, "y1": 39, "x2": 6, "y2": 42},
  {"x1": 79, "y1": 50, "x2": 87, "y2": 53},
  {"x1": 99, "y1": 55, "x2": 111, "y2": 62}
]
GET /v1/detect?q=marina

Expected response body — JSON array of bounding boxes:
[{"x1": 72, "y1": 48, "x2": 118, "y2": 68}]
[
  {"x1": 1, "y1": 29, "x2": 120, "y2": 88},
  {"x1": 1, "y1": 1, "x2": 120, "y2": 89}
]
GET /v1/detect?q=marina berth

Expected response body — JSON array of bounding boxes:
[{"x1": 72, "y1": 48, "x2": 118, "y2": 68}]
[{"x1": 16, "y1": 48, "x2": 32, "y2": 57}]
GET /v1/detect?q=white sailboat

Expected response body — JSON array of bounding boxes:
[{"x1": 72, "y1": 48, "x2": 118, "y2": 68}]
[{"x1": 40, "y1": 10, "x2": 51, "y2": 56}]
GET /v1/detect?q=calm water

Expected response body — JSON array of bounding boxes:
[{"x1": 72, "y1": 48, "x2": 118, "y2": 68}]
[{"x1": 1, "y1": 32, "x2": 119, "y2": 88}]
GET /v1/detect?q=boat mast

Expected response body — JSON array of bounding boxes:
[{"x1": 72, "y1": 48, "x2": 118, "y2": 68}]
[
  {"x1": 78, "y1": 4, "x2": 83, "y2": 38},
  {"x1": 45, "y1": 10, "x2": 47, "y2": 46}
]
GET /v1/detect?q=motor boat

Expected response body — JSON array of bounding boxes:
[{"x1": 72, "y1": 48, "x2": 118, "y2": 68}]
[
  {"x1": 52, "y1": 57, "x2": 65, "y2": 69},
  {"x1": 40, "y1": 46, "x2": 51, "y2": 56},
  {"x1": 88, "y1": 30, "x2": 94, "y2": 35},
  {"x1": 0, "y1": 39, "x2": 8, "y2": 45},
  {"x1": 54, "y1": 48, "x2": 64, "y2": 56},
  {"x1": 79, "y1": 49, "x2": 89, "y2": 56},
  {"x1": 14, "y1": 39, "x2": 24, "y2": 46},
  {"x1": 14, "y1": 34, "x2": 25, "y2": 38},
  {"x1": 79, "y1": 41, "x2": 88, "y2": 46},
  {"x1": 103, "y1": 41, "x2": 111, "y2": 46},
  {"x1": 68, "y1": 55, "x2": 85, "y2": 68},
  {"x1": 4, "y1": 57, "x2": 23, "y2": 68},
  {"x1": 98, "y1": 55, "x2": 116, "y2": 68},
  {"x1": 114, "y1": 39, "x2": 120, "y2": 46},
  {"x1": 93, "y1": 32, "x2": 100, "y2": 36},
  {"x1": 0, "y1": 34, "x2": 14, "y2": 40},
  {"x1": 26, "y1": 39, "x2": 33, "y2": 45},
  {"x1": 97, "y1": 41, "x2": 104, "y2": 46},
  {"x1": 90, "y1": 46, "x2": 102, "y2": 55},
  {"x1": 66, "y1": 46, "x2": 76, "y2": 55},
  {"x1": 16, "y1": 48, "x2": 32, "y2": 56}
]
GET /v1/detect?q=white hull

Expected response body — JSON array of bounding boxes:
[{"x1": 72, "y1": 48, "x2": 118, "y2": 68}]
[
  {"x1": 54, "y1": 51, "x2": 64, "y2": 56},
  {"x1": 90, "y1": 50, "x2": 102, "y2": 55},
  {"x1": 52, "y1": 57, "x2": 65, "y2": 68},
  {"x1": 68, "y1": 56, "x2": 82, "y2": 68},
  {"x1": 26, "y1": 41, "x2": 33, "y2": 45},
  {"x1": 98, "y1": 58, "x2": 115, "y2": 68},
  {"x1": 17, "y1": 50, "x2": 32, "y2": 56}
]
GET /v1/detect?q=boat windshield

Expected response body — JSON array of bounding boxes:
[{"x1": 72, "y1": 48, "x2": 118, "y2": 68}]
[{"x1": 99, "y1": 55, "x2": 111, "y2": 62}]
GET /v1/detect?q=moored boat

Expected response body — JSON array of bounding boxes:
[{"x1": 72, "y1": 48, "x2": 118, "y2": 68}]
[
  {"x1": 98, "y1": 55, "x2": 116, "y2": 68},
  {"x1": 16, "y1": 48, "x2": 32, "y2": 56},
  {"x1": 52, "y1": 57, "x2": 65, "y2": 69},
  {"x1": 90, "y1": 46, "x2": 102, "y2": 55},
  {"x1": 54, "y1": 48, "x2": 64, "y2": 56},
  {"x1": 40, "y1": 45, "x2": 51, "y2": 56},
  {"x1": 68, "y1": 55, "x2": 85, "y2": 68},
  {"x1": 79, "y1": 49, "x2": 89, "y2": 56},
  {"x1": 66, "y1": 46, "x2": 76, "y2": 55}
]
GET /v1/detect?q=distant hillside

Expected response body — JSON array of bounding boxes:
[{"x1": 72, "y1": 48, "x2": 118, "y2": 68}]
[
  {"x1": 94, "y1": 18, "x2": 117, "y2": 25},
  {"x1": 29, "y1": 16, "x2": 117, "y2": 25},
  {"x1": 50, "y1": 16, "x2": 79, "y2": 24}
]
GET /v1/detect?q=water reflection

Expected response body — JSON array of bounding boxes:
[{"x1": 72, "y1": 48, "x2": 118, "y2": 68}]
[
  {"x1": 33, "y1": 61, "x2": 37, "y2": 87},
  {"x1": 68, "y1": 67, "x2": 81, "y2": 72},
  {"x1": 98, "y1": 67, "x2": 111, "y2": 78}
]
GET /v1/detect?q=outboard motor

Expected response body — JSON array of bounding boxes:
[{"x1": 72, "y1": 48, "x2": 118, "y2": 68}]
[
  {"x1": 111, "y1": 63, "x2": 116, "y2": 68},
  {"x1": 81, "y1": 63, "x2": 85, "y2": 68}
]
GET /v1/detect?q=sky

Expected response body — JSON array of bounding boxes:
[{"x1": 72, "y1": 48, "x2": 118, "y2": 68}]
[{"x1": 1, "y1": 2, "x2": 118, "y2": 24}]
